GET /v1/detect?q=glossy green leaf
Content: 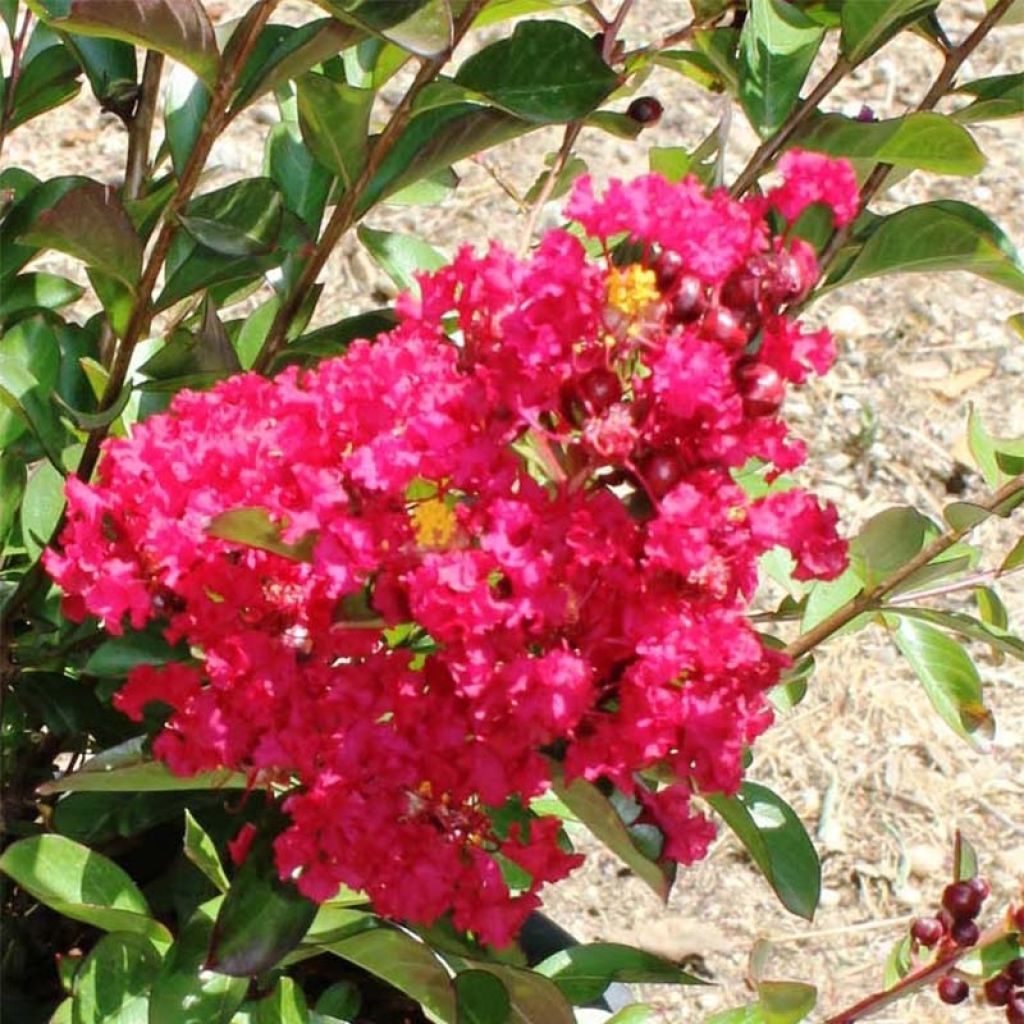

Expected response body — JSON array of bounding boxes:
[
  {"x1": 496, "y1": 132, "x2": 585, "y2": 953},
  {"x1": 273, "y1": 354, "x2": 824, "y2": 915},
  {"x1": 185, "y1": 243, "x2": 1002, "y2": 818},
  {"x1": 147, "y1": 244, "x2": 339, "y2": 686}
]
[
  {"x1": 954, "y1": 830, "x2": 979, "y2": 881},
  {"x1": 649, "y1": 146, "x2": 691, "y2": 182},
  {"x1": 692, "y1": 27, "x2": 741, "y2": 96},
  {"x1": 71, "y1": 931, "x2": 161, "y2": 1024},
  {"x1": 706, "y1": 782, "x2": 820, "y2": 920},
  {"x1": 887, "y1": 606, "x2": 1024, "y2": 662},
  {"x1": 739, "y1": 0, "x2": 824, "y2": 136},
  {"x1": 7, "y1": 36, "x2": 81, "y2": 129},
  {"x1": 22, "y1": 459, "x2": 66, "y2": 560},
  {"x1": 53, "y1": 790, "x2": 217, "y2": 846},
  {"x1": 165, "y1": 64, "x2": 210, "y2": 180},
  {"x1": 953, "y1": 72, "x2": 1024, "y2": 123},
  {"x1": 457, "y1": 962, "x2": 574, "y2": 1024},
  {"x1": 207, "y1": 507, "x2": 316, "y2": 561},
  {"x1": 0, "y1": 313, "x2": 61, "y2": 448},
  {"x1": 184, "y1": 811, "x2": 230, "y2": 893},
  {"x1": 654, "y1": 48, "x2": 728, "y2": 93},
  {"x1": 757, "y1": 981, "x2": 817, "y2": 1024},
  {"x1": 535, "y1": 943, "x2": 705, "y2": 1004},
  {"x1": 357, "y1": 224, "x2": 445, "y2": 294},
  {"x1": 968, "y1": 405, "x2": 1002, "y2": 488},
  {"x1": 850, "y1": 506, "x2": 933, "y2": 586},
  {"x1": 0, "y1": 452, "x2": 26, "y2": 546},
  {"x1": 795, "y1": 111, "x2": 984, "y2": 176},
  {"x1": 251, "y1": 978, "x2": 309, "y2": 1024},
  {"x1": 265, "y1": 122, "x2": 334, "y2": 231},
  {"x1": 454, "y1": 970, "x2": 509, "y2": 1024},
  {"x1": 26, "y1": 0, "x2": 219, "y2": 87},
  {"x1": 1001, "y1": 535, "x2": 1024, "y2": 572},
  {"x1": 828, "y1": 201, "x2": 1024, "y2": 297},
  {"x1": 0, "y1": 835, "x2": 171, "y2": 943},
  {"x1": 60, "y1": 34, "x2": 137, "y2": 112},
  {"x1": 455, "y1": 21, "x2": 618, "y2": 123},
  {"x1": 0, "y1": 173, "x2": 89, "y2": 278},
  {"x1": 551, "y1": 772, "x2": 673, "y2": 901},
  {"x1": 232, "y1": 18, "x2": 362, "y2": 112},
  {"x1": 83, "y1": 629, "x2": 187, "y2": 677},
  {"x1": 313, "y1": 0, "x2": 452, "y2": 57},
  {"x1": 0, "y1": 272, "x2": 83, "y2": 323},
  {"x1": 800, "y1": 568, "x2": 863, "y2": 632},
  {"x1": 19, "y1": 181, "x2": 142, "y2": 287},
  {"x1": 39, "y1": 750, "x2": 247, "y2": 794},
  {"x1": 149, "y1": 898, "x2": 248, "y2": 1024},
  {"x1": 840, "y1": 0, "x2": 939, "y2": 64},
  {"x1": 207, "y1": 826, "x2": 317, "y2": 976},
  {"x1": 605, "y1": 1008, "x2": 655, "y2": 1024},
  {"x1": 882, "y1": 933, "x2": 913, "y2": 988},
  {"x1": 296, "y1": 71, "x2": 373, "y2": 188},
  {"x1": 891, "y1": 616, "x2": 994, "y2": 747},
  {"x1": 323, "y1": 929, "x2": 456, "y2": 1023}
]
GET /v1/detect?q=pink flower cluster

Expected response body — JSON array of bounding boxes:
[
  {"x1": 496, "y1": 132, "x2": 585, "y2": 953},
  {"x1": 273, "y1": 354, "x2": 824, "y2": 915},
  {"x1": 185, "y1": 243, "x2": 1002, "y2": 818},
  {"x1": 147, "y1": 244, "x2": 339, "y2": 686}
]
[{"x1": 47, "y1": 154, "x2": 856, "y2": 946}]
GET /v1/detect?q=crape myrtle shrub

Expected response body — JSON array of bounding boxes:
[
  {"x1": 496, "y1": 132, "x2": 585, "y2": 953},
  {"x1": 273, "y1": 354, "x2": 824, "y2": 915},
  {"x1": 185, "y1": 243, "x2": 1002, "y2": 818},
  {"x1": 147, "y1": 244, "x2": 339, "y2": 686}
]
[{"x1": 1, "y1": 1, "x2": 1023, "y2": 1023}]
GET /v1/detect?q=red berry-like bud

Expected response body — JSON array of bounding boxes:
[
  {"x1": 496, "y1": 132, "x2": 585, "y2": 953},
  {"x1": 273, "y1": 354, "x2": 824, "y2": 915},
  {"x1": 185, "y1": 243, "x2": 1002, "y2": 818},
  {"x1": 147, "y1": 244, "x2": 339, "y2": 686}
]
[
  {"x1": 763, "y1": 251, "x2": 805, "y2": 306},
  {"x1": 578, "y1": 368, "x2": 621, "y2": 415},
  {"x1": 643, "y1": 451, "x2": 683, "y2": 497},
  {"x1": 1007, "y1": 957, "x2": 1024, "y2": 986},
  {"x1": 721, "y1": 269, "x2": 760, "y2": 313},
  {"x1": 1015, "y1": 905, "x2": 1024, "y2": 933},
  {"x1": 950, "y1": 918, "x2": 980, "y2": 947},
  {"x1": 653, "y1": 250, "x2": 685, "y2": 291},
  {"x1": 911, "y1": 917, "x2": 945, "y2": 948},
  {"x1": 627, "y1": 96, "x2": 663, "y2": 126},
  {"x1": 1008, "y1": 992, "x2": 1024, "y2": 1024},
  {"x1": 668, "y1": 275, "x2": 706, "y2": 323},
  {"x1": 943, "y1": 881, "x2": 984, "y2": 920},
  {"x1": 735, "y1": 361, "x2": 784, "y2": 418},
  {"x1": 985, "y1": 974, "x2": 1014, "y2": 1007},
  {"x1": 702, "y1": 306, "x2": 747, "y2": 349},
  {"x1": 937, "y1": 975, "x2": 969, "y2": 1005},
  {"x1": 967, "y1": 876, "x2": 991, "y2": 902}
]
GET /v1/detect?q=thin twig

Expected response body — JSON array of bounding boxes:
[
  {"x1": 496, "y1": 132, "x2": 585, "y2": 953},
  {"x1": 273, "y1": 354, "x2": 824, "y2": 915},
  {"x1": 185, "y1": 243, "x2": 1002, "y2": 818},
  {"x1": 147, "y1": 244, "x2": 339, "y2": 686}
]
[
  {"x1": 884, "y1": 562, "x2": 1024, "y2": 607},
  {"x1": 784, "y1": 474, "x2": 1024, "y2": 661},
  {"x1": 517, "y1": 122, "x2": 582, "y2": 256},
  {"x1": 250, "y1": 0, "x2": 488, "y2": 375},
  {"x1": 0, "y1": 7, "x2": 33, "y2": 159},
  {"x1": 730, "y1": 57, "x2": 852, "y2": 198},
  {"x1": 602, "y1": 0, "x2": 635, "y2": 63},
  {"x1": 816, "y1": 0, "x2": 1016, "y2": 280},
  {"x1": 123, "y1": 51, "x2": 165, "y2": 201},
  {"x1": 580, "y1": 0, "x2": 609, "y2": 30}
]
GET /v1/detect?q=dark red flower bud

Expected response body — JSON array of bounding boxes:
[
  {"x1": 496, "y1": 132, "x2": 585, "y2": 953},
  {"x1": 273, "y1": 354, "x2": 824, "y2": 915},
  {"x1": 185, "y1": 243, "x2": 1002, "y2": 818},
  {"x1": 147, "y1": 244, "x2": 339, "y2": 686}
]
[
  {"x1": 578, "y1": 368, "x2": 622, "y2": 414},
  {"x1": 950, "y1": 918, "x2": 979, "y2": 948},
  {"x1": 627, "y1": 96, "x2": 663, "y2": 126},
  {"x1": 735, "y1": 361, "x2": 784, "y2": 418},
  {"x1": 984, "y1": 973, "x2": 1014, "y2": 1007},
  {"x1": 667, "y1": 275, "x2": 707, "y2": 324},
  {"x1": 910, "y1": 917, "x2": 944, "y2": 948},
  {"x1": 937, "y1": 975, "x2": 969, "y2": 1005},
  {"x1": 943, "y1": 881, "x2": 984, "y2": 920}
]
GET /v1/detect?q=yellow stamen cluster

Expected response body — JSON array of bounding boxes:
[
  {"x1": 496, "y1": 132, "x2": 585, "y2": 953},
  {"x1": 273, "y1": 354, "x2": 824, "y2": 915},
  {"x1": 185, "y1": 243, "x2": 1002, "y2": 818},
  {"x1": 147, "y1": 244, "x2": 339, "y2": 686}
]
[
  {"x1": 411, "y1": 498, "x2": 457, "y2": 549},
  {"x1": 606, "y1": 264, "x2": 660, "y2": 318}
]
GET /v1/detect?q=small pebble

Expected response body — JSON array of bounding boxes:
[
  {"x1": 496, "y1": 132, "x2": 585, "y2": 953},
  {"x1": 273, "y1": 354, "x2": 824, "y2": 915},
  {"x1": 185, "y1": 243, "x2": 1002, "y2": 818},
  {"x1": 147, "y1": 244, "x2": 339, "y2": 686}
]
[{"x1": 907, "y1": 843, "x2": 945, "y2": 880}]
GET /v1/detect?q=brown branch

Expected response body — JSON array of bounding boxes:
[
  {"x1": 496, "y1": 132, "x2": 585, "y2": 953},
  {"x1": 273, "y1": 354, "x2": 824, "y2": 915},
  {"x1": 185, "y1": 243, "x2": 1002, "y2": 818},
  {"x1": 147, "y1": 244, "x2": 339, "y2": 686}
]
[
  {"x1": 123, "y1": 50, "x2": 165, "y2": 201},
  {"x1": 784, "y1": 474, "x2": 1024, "y2": 661},
  {"x1": 729, "y1": 57, "x2": 852, "y2": 198},
  {"x1": 815, "y1": 0, "x2": 1016, "y2": 280},
  {"x1": 250, "y1": 0, "x2": 489, "y2": 375},
  {"x1": 0, "y1": 7, "x2": 33, "y2": 159},
  {"x1": 517, "y1": 121, "x2": 582, "y2": 256}
]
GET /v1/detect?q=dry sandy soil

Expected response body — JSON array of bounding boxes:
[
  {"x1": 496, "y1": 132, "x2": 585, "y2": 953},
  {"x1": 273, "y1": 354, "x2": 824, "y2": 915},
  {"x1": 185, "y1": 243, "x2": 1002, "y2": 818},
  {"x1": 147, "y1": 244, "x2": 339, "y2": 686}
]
[{"x1": 4, "y1": 2, "x2": 1023, "y2": 1021}]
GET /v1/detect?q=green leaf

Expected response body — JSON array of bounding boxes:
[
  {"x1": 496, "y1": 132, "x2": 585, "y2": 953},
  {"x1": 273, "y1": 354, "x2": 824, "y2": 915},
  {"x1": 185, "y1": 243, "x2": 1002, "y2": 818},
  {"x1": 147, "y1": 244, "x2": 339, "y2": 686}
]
[
  {"x1": 850, "y1": 506, "x2": 932, "y2": 586},
  {"x1": 0, "y1": 173, "x2": 90, "y2": 278},
  {"x1": 757, "y1": 981, "x2": 816, "y2": 1024},
  {"x1": 0, "y1": 451, "x2": 27, "y2": 546},
  {"x1": 19, "y1": 181, "x2": 143, "y2": 287},
  {"x1": 886, "y1": 606, "x2": 1024, "y2": 662},
  {"x1": 357, "y1": 224, "x2": 445, "y2": 294},
  {"x1": 60, "y1": 34, "x2": 137, "y2": 113},
  {"x1": 232, "y1": 19, "x2": 363, "y2": 113},
  {"x1": 184, "y1": 811, "x2": 230, "y2": 893},
  {"x1": 1001, "y1": 535, "x2": 1024, "y2": 572},
  {"x1": 22, "y1": 459, "x2": 66, "y2": 561},
  {"x1": 800, "y1": 568, "x2": 863, "y2": 632},
  {"x1": 7, "y1": 36, "x2": 81, "y2": 129},
  {"x1": 890, "y1": 616, "x2": 995, "y2": 747},
  {"x1": 828, "y1": 201, "x2": 1024, "y2": 297},
  {"x1": 71, "y1": 931, "x2": 161, "y2": 1024},
  {"x1": 986, "y1": 0, "x2": 1024, "y2": 25},
  {"x1": 794, "y1": 112, "x2": 984, "y2": 177},
  {"x1": 165, "y1": 64, "x2": 210, "y2": 180},
  {"x1": 149, "y1": 898, "x2": 248, "y2": 1024},
  {"x1": 83, "y1": 629, "x2": 187, "y2": 677},
  {"x1": 361, "y1": 103, "x2": 532, "y2": 213},
  {"x1": 0, "y1": 313, "x2": 61, "y2": 447},
  {"x1": 312, "y1": 0, "x2": 452, "y2": 58},
  {"x1": 706, "y1": 782, "x2": 820, "y2": 921},
  {"x1": 454, "y1": 21, "x2": 618, "y2": 123},
  {"x1": 0, "y1": 835, "x2": 171, "y2": 944},
  {"x1": 954, "y1": 830, "x2": 979, "y2": 882},
  {"x1": 265, "y1": 122, "x2": 334, "y2": 231},
  {"x1": 206, "y1": 826, "x2": 318, "y2": 976},
  {"x1": 968, "y1": 404, "x2": 1002, "y2": 488},
  {"x1": 882, "y1": 934, "x2": 913, "y2": 988},
  {"x1": 455, "y1": 970, "x2": 510, "y2": 1024},
  {"x1": 322, "y1": 929, "x2": 456, "y2": 1024},
  {"x1": 739, "y1": 0, "x2": 824, "y2": 137},
  {"x1": 605, "y1": 1008, "x2": 655, "y2": 1024},
  {"x1": 535, "y1": 943, "x2": 705, "y2": 1004},
  {"x1": 455, "y1": 962, "x2": 574, "y2": 1024},
  {"x1": 27, "y1": 0, "x2": 220, "y2": 87},
  {"x1": 953, "y1": 72, "x2": 1024, "y2": 123},
  {"x1": 207, "y1": 507, "x2": 316, "y2": 562},
  {"x1": 840, "y1": 0, "x2": 939, "y2": 65},
  {"x1": 251, "y1": 978, "x2": 309, "y2": 1024},
  {"x1": 649, "y1": 146, "x2": 691, "y2": 182},
  {"x1": 0, "y1": 271, "x2": 83, "y2": 323},
  {"x1": 296, "y1": 71, "x2": 373, "y2": 188},
  {"x1": 315, "y1": 981, "x2": 361, "y2": 1020},
  {"x1": 550, "y1": 772, "x2": 673, "y2": 901}
]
